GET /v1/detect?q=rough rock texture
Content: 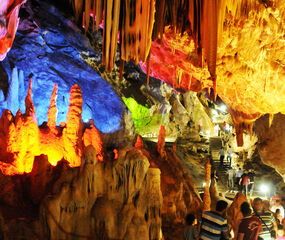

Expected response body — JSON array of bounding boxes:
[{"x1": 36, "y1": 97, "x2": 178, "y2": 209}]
[
  {"x1": 1, "y1": 0, "x2": 123, "y2": 133},
  {"x1": 227, "y1": 192, "x2": 247, "y2": 239},
  {"x1": 83, "y1": 119, "x2": 104, "y2": 162},
  {"x1": 62, "y1": 84, "x2": 83, "y2": 167},
  {"x1": 47, "y1": 83, "x2": 58, "y2": 131},
  {"x1": 255, "y1": 114, "x2": 285, "y2": 178},
  {"x1": 0, "y1": 82, "x2": 96, "y2": 174},
  {"x1": 40, "y1": 146, "x2": 163, "y2": 240},
  {"x1": 0, "y1": 0, "x2": 26, "y2": 60}
]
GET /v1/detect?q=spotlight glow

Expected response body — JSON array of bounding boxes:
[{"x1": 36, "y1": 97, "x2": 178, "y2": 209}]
[{"x1": 260, "y1": 184, "x2": 269, "y2": 193}]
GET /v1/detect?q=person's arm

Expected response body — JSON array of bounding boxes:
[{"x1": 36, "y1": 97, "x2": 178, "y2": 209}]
[
  {"x1": 237, "y1": 233, "x2": 244, "y2": 240},
  {"x1": 239, "y1": 177, "x2": 242, "y2": 185}
]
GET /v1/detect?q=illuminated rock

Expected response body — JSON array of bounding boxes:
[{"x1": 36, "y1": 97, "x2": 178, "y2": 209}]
[
  {"x1": 227, "y1": 192, "x2": 247, "y2": 239},
  {"x1": 135, "y1": 135, "x2": 144, "y2": 148},
  {"x1": 255, "y1": 114, "x2": 285, "y2": 178},
  {"x1": 41, "y1": 146, "x2": 163, "y2": 240},
  {"x1": 0, "y1": 0, "x2": 26, "y2": 60},
  {"x1": 157, "y1": 125, "x2": 166, "y2": 158},
  {"x1": 62, "y1": 84, "x2": 83, "y2": 167},
  {"x1": 6, "y1": 67, "x2": 19, "y2": 115},
  {"x1": 83, "y1": 119, "x2": 103, "y2": 162}
]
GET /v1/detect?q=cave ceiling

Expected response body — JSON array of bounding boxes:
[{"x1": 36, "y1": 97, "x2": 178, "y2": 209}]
[
  {"x1": 60, "y1": 0, "x2": 285, "y2": 146},
  {"x1": 1, "y1": 0, "x2": 285, "y2": 146}
]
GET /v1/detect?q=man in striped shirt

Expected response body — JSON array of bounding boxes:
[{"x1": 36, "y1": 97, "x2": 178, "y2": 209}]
[
  {"x1": 252, "y1": 197, "x2": 277, "y2": 240},
  {"x1": 200, "y1": 200, "x2": 230, "y2": 240}
]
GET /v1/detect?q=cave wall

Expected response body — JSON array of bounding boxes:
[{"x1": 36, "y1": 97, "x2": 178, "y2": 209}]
[{"x1": 255, "y1": 113, "x2": 285, "y2": 178}]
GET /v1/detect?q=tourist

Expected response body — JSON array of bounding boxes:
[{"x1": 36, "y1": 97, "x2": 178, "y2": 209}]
[
  {"x1": 239, "y1": 171, "x2": 250, "y2": 196},
  {"x1": 252, "y1": 197, "x2": 277, "y2": 240},
  {"x1": 274, "y1": 209, "x2": 283, "y2": 229},
  {"x1": 248, "y1": 169, "x2": 255, "y2": 197},
  {"x1": 183, "y1": 213, "x2": 199, "y2": 240},
  {"x1": 236, "y1": 168, "x2": 244, "y2": 191},
  {"x1": 227, "y1": 146, "x2": 233, "y2": 166},
  {"x1": 211, "y1": 169, "x2": 219, "y2": 183},
  {"x1": 219, "y1": 148, "x2": 225, "y2": 166},
  {"x1": 199, "y1": 200, "x2": 230, "y2": 240},
  {"x1": 271, "y1": 200, "x2": 285, "y2": 219},
  {"x1": 226, "y1": 167, "x2": 235, "y2": 190},
  {"x1": 237, "y1": 201, "x2": 262, "y2": 240}
]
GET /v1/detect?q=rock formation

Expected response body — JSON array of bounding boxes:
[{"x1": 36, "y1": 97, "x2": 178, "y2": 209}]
[
  {"x1": 0, "y1": 0, "x2": 26, "y2": 60},
  {"x1": 227, "y1": 192, "x2": 247, "y2": 239},
  {"x1": 255, "y1": 114, "x2": 285, "y2": 178}
]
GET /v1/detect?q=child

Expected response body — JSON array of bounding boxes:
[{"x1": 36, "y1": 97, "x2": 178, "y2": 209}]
[{"x1": 184, "y1": 213, "x2": 199, "y2": 240}]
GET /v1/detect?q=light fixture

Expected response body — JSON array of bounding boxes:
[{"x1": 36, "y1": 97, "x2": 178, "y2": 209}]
[
  {"x1": 260, "y1": 184, "x2": 269, "y2": 194},
  {"x1": 211, "y1": 109, "x2": 218, "y2": 115},
  {"x1": 220, "y1": 105, "x2": 227, "y2": 112}
]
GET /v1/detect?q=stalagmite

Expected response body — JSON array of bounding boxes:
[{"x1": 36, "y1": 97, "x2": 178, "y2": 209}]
[
  {"x1": 203, "y1": 159, "x2": 211, "y2": 212},
  {"x1": 157, "y1": 125, "x2": 166, "y2": 158},
  {"x1": 82, "y1": 119, "x2": 104, "y2": 162},
  {"x1": 135, "y1": 135, "x2": 144, "y2": 148},
  {"x1": 63, "y1": 84, "x2": 83, "y2": 167},
  {"x1": 227, "y1": 192, "x2": 247, "y2": 239},
  {"x1": 6, "y1": 67, "x2": 19, "y2": 115}
]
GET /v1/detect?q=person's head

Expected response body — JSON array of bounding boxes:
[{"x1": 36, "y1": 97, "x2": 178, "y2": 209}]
[
  {"x1": 216, "y1": 200, "x2": 228, "y2": 216},
  {"x1": 239, "y1": 168, "x2": 241, "y2": 170},
  {"x1": 185, "y1": 213, "x2": 195, "y2": 226},
  {"x1": 241, "y1": 202, "x2": 252, "y2": 217},
  {"x1": 252, "y1": 198, "x2": 264, "y2": 213},
  {"x1": 263, "y1": 200, "x2": 270, "y2": 211},
  {"x1": 276, "y1": 208, "x2": 281, "y2": 215}
]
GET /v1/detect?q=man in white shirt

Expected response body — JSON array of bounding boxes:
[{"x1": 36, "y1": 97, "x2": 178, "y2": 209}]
[
  {"x1": 236, "y1": 168, "x2": 243, "y2": 191},
  {"x1": 227, "y1": 146, "x2": 233, "y2": 166}
]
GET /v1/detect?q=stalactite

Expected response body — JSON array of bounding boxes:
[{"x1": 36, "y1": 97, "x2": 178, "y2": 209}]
[
  {"x1": 120, "y1": 0, "x2": 155, "y2": 65},
  {"x1": 269, "y1": 113, "x2": 274, "y2": 128},
  {"x1": 157, "y1": 125, "x2": 166, "y2": 158},
  {"x1": 135, "y1": 135, "x2": 144, "y2": 148},
  {"x1": 103, "y1": 0, "x2": 120, "y2": 72}
]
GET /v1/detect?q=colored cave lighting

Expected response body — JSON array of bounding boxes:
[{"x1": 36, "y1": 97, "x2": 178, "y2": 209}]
[
  {"x1": 0, "y1": 0, "x2": 26, "y2": 61},
  {"x1": 122, "y1": 97, "x2": 163, "y2": 135},
  {"x1": 0, "y1": 80, "x2": 103, "y2": 175}
]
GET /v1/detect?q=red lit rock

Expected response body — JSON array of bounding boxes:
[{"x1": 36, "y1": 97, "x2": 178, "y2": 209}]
[
  {"x1": 135, "y1": 135, "x2": 144, "y2": 148},
  {"x1": 0, "y1": 0, "x2": 26, "y2": 60},
  {"x1": 157, "y1": 125, "x2": 166, "y2": 158}
]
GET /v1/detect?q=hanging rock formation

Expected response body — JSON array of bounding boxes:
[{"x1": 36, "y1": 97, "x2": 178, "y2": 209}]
[{"x1": 0, "y1": 0, "x2": 26, "y2": 60}]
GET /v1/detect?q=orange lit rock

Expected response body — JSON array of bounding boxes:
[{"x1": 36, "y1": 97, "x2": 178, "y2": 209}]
[
  {"x1": 62, "y1": 84, "x2": 83, "y2": 167},
  {"x1": 83, "y1": 119, "x2": 103, "y2": 162},
  {"x1": 135, "y1": 135, "x2": 144, "y2": 148},
  {"x1": 203, "y1": 159, "x2": 211, "y2": 212},
  {"x1": 0, "y1": 82, "x2": 87, "y2": 175},
  {"x1": 227, "y1": 192, "x2": 247, "y2": 239},
  {"x1": 255, "y1": 114, "x2": 285, "y2": 179},
  {"x1": 157, "y1": 125, "x2": 166, "y2": 158}
]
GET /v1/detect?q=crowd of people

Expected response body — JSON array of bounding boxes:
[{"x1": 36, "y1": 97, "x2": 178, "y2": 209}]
[{"x1": 183, "y1": 197, "x2": 285, "y2": 240}]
